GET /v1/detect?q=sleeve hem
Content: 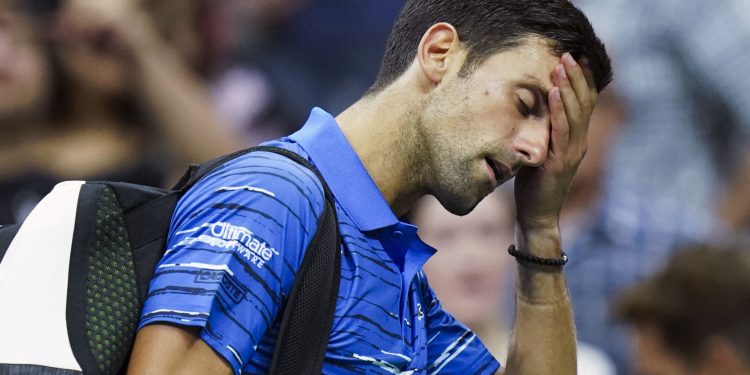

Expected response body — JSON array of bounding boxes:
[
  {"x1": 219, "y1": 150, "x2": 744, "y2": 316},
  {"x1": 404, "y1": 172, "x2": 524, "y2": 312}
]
[
  {"x1": 476, "y1": 351, "x2": 501, "y2": 375},
  {"x1": 429, "y1": 349, "x2": 500, "y2": 375},
  {"x1": 137, "y1": 315, "x2": 207, "y2": 331}
]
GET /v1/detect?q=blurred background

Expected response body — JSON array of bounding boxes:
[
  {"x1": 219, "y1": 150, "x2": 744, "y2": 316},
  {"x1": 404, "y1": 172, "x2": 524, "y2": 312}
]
[{"x1": 1, "y1": 0, "x2": 749, "y2": 373}]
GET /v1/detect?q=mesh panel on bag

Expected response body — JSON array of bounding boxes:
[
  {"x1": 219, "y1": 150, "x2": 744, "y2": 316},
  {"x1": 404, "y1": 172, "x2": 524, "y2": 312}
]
[
  {"x1": 273, "y1": 200, "x2": 340, "y2": 374},
  {"x1": 85, "y1": 187, "x2": 139, "y2": 374}
]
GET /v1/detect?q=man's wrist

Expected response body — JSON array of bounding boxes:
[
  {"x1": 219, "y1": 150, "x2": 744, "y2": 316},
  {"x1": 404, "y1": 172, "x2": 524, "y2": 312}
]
[
  {"x1": 513, "y1": 225, "x2": 568, "y2": 304},
  {"x1": 514, "y1": 225, "x2": 562, "y2": 258},
  {"x1": 508, "y1": 245, "x2": 568, "y2": 267}
]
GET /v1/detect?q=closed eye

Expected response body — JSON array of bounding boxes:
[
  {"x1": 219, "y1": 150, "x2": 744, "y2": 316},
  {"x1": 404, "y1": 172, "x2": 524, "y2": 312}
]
[
  {"x1": 515, "y1": 83, "x2": 549, "y2": 118},
  {"x1": 516, "y1": 97, "x2": 532, "y2": 117}
]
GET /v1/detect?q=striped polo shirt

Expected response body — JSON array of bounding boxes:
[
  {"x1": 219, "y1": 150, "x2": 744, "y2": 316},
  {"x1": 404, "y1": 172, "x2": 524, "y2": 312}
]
[{"x1": 138, "y1": 108, "x2": 500, "y2": 374}]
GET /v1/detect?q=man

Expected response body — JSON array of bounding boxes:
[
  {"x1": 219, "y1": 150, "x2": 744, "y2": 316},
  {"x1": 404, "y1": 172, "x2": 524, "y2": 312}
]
[
  {"x1": 615, "y1": 244, "x2": 750, "y2": 375},
  {"x1": 128, "y1": 0, "x2": 612, "y2": 373}
]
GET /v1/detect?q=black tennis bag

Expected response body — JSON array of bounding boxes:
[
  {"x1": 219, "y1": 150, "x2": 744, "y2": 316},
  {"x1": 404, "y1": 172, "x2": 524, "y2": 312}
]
[{"x1": 0, "y1": 146, "x2": 341, "y2": 375}]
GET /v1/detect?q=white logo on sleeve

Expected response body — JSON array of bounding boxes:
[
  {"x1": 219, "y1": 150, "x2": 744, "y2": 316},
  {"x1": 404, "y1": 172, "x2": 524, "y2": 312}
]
[{"x1": 177, "y1": 222, "x2": 279, "y2": 269}]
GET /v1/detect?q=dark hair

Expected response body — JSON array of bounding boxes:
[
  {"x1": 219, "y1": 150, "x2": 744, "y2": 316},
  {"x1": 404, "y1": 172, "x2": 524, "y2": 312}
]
[
  {"x1": 615, "y1": 243, "x2": 750, "y2": 362},
  {"x1": 370, "y1": 0, "x2": 612, "y2": 93}
]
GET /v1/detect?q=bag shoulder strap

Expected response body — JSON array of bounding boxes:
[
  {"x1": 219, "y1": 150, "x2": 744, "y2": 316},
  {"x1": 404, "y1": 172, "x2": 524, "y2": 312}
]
[
  {"x1": 171, "y1": 146, "x2": 265, "y2": 192},
  {"x1": 174, "y1": 145, "x2": 341, "y2": 373},
  {"x1": 248, "y1": 147, "x2": 340, "y2": 375},
  {"x1": 127, "y1": 146, "x2": 274, "y2": 256}
]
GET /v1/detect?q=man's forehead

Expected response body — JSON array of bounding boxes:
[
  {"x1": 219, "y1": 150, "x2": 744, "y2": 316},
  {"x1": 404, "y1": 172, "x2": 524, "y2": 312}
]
[
  {"x1": 474, "y1": 39, "x2": 559, "y2": 92},
  {"x1": 517, "y1": 73, "x2": 555, "y2": 94}
]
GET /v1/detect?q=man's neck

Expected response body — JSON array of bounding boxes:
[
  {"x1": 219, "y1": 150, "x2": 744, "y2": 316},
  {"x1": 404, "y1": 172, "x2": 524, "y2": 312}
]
[{"x1": 336, "y1": 84, "x2": 428, "y2": 217}]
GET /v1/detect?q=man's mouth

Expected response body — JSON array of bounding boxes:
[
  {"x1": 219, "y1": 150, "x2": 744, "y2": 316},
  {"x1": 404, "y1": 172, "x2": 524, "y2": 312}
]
[{"x1": 486, "y1": 158, "x2": 512, "y2": 186}]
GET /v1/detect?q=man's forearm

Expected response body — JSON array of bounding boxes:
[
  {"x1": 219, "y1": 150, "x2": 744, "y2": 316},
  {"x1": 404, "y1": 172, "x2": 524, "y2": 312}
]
[{"x1": 502, "y1": 228, "x2": 576, "y2": 375}]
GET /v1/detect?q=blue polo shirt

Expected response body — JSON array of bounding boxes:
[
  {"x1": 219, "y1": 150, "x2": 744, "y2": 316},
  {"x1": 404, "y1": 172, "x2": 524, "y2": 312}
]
[{"x1": 139, "y1": 108, "x2": 500, "y2": 374}]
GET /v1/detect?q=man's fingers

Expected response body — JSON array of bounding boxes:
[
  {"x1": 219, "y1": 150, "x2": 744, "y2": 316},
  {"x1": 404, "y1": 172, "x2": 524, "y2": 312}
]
[
  {"x1": 553, "y1": 64, "x2": 583, "y2": 141},
  {"x1": 548, "y1": 86, "x2": 569, "y2": 158},
  {"x1": 561, "y1": 53, "x2": 591, "y2": 111},
  {"x1": 580, "y1": 57, "x2": 599, "y2": 105}
]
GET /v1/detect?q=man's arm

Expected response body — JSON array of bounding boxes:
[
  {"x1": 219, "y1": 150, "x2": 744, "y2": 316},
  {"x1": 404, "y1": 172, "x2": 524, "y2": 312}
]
[
  {"x1": 501, "y1": 229, "x2": 575, "y2": 375},
  {"x1": 501, "y1": 53, "x2": 598, "y2": 375},
  {"x1": 127, "y1": 325, "x2": 231, "y2": 375},
  {"x1": 124, "y1": 152, "x2": 327, "y2": 374}
]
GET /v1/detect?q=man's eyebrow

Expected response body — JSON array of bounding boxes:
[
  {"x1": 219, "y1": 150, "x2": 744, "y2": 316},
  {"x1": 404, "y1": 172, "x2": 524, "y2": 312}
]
[{"x1": 519, "y1": 74, "x2": 554, "y2": 92}]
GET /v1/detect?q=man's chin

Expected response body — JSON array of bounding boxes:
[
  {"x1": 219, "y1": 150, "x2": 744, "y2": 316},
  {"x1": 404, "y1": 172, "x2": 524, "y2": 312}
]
[{"x1": 435, "y1": 192, "x2": 483, "y2": 216}]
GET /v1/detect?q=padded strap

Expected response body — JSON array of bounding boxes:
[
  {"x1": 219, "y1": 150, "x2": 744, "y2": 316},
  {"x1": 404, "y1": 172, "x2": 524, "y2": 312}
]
[
  {"x1": 124, "y1": 192, "x2": 181, "y2": 249},
  {"x1": 157, "y1": 145, "x2": 341, "y2": 373},
  {"x1": 269, "y1": 197, "x2": 340, "y2": 374},
  {"x1": 250, "y1": 146, "x2": 335, "y2": 201},
  {"x1": 171, "y1": 147, "x2": 259, "y2": 192},
  {"x1": 243, "y1": 147, "x2": 340, "y2": 375},
  {"x1": 173, "y1": 146, "x2": 338, "y2": 199}
]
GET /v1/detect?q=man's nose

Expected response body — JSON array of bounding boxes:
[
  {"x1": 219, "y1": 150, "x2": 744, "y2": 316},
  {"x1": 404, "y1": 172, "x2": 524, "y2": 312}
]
[{"x1": 512, "y1": 127, "x2": 549, "y2": 168}]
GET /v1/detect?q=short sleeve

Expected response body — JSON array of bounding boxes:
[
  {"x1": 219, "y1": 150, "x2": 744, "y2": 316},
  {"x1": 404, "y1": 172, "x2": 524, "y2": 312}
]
[
  {"x1": 422, "y1": 277, "x2": 500, "y2": 375},
  {"x1": 138, "y1": 150, "x2": 325, "y2": 374}
]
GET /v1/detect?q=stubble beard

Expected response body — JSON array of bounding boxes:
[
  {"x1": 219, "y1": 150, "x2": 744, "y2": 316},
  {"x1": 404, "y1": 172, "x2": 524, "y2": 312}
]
[
  {"x1": 431, "y1": 142, "x2": 484, "y2": 216},
  {"x1": 415, "y1": 93, "x2": 484, "y2": 216}
]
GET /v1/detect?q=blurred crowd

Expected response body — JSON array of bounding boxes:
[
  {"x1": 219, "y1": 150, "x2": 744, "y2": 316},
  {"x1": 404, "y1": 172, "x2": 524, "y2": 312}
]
[{"x1": 2, "y1": 0, "x2": 750, "y2": 374}]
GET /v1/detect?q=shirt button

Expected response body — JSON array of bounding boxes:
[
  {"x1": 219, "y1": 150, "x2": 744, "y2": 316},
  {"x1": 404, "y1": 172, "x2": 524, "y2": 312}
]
[{"x1": 392, "y1": 230, "x2": 404, "y2": 239}]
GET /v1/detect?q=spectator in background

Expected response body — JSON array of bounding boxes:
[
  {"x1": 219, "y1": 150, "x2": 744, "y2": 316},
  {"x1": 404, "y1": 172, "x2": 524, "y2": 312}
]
[
  {"x1": 412, "y1": 191, "x2": 617, "y2": 375},
  {"x1": 562, "y1": 0, "x2": 750, "y2": 372},
  {"x1": 52, "y1": 0, "x2": 240, "y2": 170},
  {"x1": 559, "y1": 89, "x2": 621, "y2": 244},
  {"x1": 558, "y1": 86, "x2": 631, "y2": 373},
  {"x1": 0, "y1": 2, "x2": 49, "y2": 131},
  {"x1": 0, "y1": 1, "x2": 65, "y2": 224},
  {"x1": 239, "y1": 0, "x2": 405, "y2": 133},
  {"x1": 207, "y1": 0, "x2": 307, "y2": 146},
  {"x1": 0, "y1": 0, "x2": 238, "y2": 224},
  {"x1": 412, "y1": 192, "x2": 515, "y2": 360},
  {"x1": 615, "y1": 243, "x2": 750, "y2": 375}
]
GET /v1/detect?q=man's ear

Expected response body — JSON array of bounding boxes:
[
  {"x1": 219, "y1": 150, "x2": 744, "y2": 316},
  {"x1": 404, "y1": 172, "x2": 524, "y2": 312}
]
[{"x1": 417, "y1": 22, "x2": 462, "y2": 86}]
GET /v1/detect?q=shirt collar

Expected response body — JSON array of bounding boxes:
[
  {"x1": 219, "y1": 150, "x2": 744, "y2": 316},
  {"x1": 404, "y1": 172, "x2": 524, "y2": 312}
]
[{"x1": 288, "y1": 108, "x2": 399, "y2": 232}]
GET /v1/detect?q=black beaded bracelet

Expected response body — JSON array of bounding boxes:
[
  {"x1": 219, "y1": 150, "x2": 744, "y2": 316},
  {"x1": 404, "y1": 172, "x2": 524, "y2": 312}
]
[{"x1": 507, "y1": 244, "x2": 568, "y2": 266}]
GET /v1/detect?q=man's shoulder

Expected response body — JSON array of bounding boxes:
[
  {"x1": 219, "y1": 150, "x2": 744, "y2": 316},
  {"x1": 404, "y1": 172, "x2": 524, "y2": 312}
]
[
  {"x1": 175, "y1": 143, "x2": 327, "y2": 226},
  {"x1": 165, "y1": 142, "x2": 328, "y2": 268},
  {"x1": 215, "y1": 143, "x2": 321, "y2": 189}
]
